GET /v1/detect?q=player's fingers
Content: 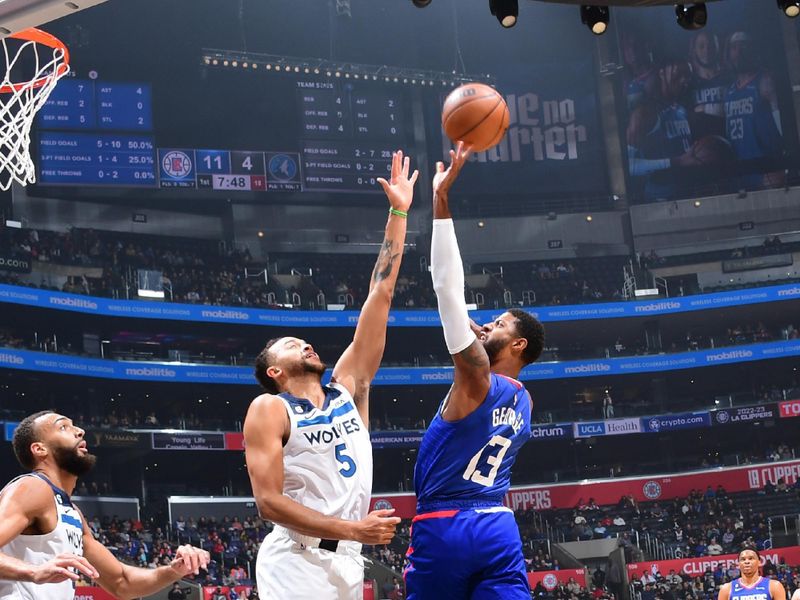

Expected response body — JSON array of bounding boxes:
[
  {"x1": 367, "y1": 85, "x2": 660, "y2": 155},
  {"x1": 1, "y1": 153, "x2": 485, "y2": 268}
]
[
  {"x1": 71, "y1": 556, "x2": 99, "y2": 578},
  {"x1": 55, "y1": 567, "x2": 80, "y2": 581},
  {"x1": 372, "y1": 508, "x2": 396, "y2": 517},
  {"x1": 409, "y1": 170, "x2": 419, "y2": 186},
  {"x1": 391, "y1": 151, "x2": 401, "y2": 180},
  {"x1": 402, "y1": 156, "x2": 410, "y2": 179},
  {"x1": 376, "y1": 178, "x2": 390, "y2": 194},
  {"x1": 185, "y1": 547, "x2": 199, "y2": 574}
]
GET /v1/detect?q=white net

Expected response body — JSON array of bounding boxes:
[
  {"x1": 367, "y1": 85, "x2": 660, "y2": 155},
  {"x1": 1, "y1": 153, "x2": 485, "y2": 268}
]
[{"x1": 0, "y1": 32, "x2": 69, "y2": 191}]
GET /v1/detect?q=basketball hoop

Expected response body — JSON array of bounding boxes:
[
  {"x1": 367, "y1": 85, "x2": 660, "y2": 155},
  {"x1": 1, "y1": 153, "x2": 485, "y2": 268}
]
[{"x1": 0, "y1": 28, "x2": 69, "y2": 191}]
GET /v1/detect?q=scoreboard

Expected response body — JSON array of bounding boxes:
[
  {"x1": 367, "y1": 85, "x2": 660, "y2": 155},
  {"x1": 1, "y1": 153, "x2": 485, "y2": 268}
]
[
  {"x1": 34, "y1": 72, "x2": 416, "y2": 194},
  {"x1": 37, "y1": 79, "x2": 152, "y2": 131},
  {"x1": 158, "y1": 149, "x2": 301, "y2": 191}
]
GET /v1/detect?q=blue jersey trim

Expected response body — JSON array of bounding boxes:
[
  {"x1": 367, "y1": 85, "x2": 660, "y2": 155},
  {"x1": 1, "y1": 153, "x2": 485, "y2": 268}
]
[
  {"x1": 417, "y1": 498, "x2": 504, "y2": 513},
  {"x1": 280, "y1": 385, "x2": 341, "y2": 413},
  {"x1": 31, "y1": 472, "x2": 74, "y2": 508},
  {"x1": 61, "y1": 514, "x2": 82, "y2": 529},
  {"x1": 296, "y1": 402, "x2": 355, "y2": 428}
]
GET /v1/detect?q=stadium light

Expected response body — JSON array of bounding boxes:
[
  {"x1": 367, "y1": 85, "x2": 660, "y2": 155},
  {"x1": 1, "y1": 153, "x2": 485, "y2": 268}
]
[
  {"x1": 580, "y1": 5, "x2": 609, "y2": 35},
  {"x1": 489, "y1": 0, "x2": 518, "y2": 27},
  {"x1": 777, "y1": 0, "x2": 800, "y2": 17},
  {"x1": 675, "y1": 3, "x2": 707, "y2": 30}
]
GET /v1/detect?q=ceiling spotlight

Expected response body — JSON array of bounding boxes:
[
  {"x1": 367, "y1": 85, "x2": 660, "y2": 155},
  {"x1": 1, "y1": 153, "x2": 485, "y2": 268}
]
[
  {"x1": 411, "y1": 0, "x2": 431, "y2": 6},
  {"x1": 675, "y1": 3, "x2": 707, "y2": 30},
  {"x1": 777, "y1": 0, "x2": 800, "y2": 17},
  {"x1": 489, "y1": 0, "x2": 518, "y2": 27},
  {"x1": 581, "y1": 5, "x2": 609, "y2": 35}
]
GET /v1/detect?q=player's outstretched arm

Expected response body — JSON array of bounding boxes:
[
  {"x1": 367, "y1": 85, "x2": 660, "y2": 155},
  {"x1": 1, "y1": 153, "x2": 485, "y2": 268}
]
[
  {"x1": 332, "y1": 150, "x2": 418, "y2": 423},
  {"x1": 244, "y1": 394, "x2": 400, "y2": 543},
  {"x1": 82, "y1": 518, "x2": 209, "y2": 600},
  {"x1": 0, "y1": 477, "x2": 98, "y2": 584},
  {"x1": 430, "y1": 142, "x2": 491, "y2": 414}
]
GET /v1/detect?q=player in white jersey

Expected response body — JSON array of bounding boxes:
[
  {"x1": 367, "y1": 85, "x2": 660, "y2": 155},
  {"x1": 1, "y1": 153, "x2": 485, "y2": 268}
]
[
  {"x1": 0, "y1": 411, "x2": 210, "y2": 600},
  {"x1": 245, "y1": 150, "x2": 418, "y2": 599}
]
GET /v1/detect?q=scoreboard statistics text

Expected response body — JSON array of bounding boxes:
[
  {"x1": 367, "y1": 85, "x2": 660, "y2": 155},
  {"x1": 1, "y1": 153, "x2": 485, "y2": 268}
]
[{"x1": 36, "y1": 78, "x2": 157, "y2": 187}]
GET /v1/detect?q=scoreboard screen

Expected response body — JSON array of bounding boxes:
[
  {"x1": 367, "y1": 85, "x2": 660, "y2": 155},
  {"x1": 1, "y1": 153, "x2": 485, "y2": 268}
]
[
  {"x1": 37, "y1": 79, "x2": 152, "y2": 131},
  {"x1": 38, "y1": 132, "x2": 157, "y2": 186}
]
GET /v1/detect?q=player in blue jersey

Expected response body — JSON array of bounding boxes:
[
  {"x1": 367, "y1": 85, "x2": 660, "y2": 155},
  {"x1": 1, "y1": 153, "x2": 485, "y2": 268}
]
[
  {"x1": 723, "y1": 32, "x2": 785, "y2": 189},
  {"x1": 404, "y1": 142, "x2": 546, "y2": 600},
  {"x1": 718, "y1": 547, "x2": 785, "y2": 600},
  {"x1": 627, "y1": 60, "x2": 700, "y2": 201},
  {"x1": 687, "y1": 31, "x2": 728, "y2": 139}
]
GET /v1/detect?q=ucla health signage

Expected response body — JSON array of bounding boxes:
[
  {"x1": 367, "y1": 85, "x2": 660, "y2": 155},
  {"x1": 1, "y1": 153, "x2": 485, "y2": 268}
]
[
  {"x1": 641, "y1": 412, "x2": 711, "y2": 433},
  {"x1": 0, "y1": 282, "x2": 798, "y2": 327},
  {"x1": 0, "y1": 340, "x2": 799, "y2": 385},
  {"x1": 574, "y1": 418, "x2": 641, "y2": 438}
]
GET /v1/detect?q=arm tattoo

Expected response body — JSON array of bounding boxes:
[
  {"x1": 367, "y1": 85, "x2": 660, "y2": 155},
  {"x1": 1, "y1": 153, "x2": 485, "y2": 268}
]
[{"x1": 372, "y1": 238, "x2": 400, "y2": 284}]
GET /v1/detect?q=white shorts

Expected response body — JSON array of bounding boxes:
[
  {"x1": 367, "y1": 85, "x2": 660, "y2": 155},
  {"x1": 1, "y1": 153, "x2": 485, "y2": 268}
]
[{"x1": 256, "y1": 525, "x2": 365, "y2": 600}]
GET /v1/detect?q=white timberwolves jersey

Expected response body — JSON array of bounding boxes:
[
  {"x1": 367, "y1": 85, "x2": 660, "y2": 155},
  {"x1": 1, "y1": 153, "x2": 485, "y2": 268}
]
[
  {"x1": 0, "y1": 473, "x2": 84, "y2": 600},
  {"x1": 280, "y1": 383, "x2": 372, "y2": 522}
]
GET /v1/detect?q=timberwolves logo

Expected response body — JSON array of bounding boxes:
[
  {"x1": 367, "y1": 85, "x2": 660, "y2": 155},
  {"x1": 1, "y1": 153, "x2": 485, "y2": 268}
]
[
  {"x1": 648, "y1": 418, "x2": 661, "y2": 432},
  {"x1": 162, "y1": 151, "x2": 193, "y2": 178},
  {"x1": 643, "y1": 480, "x2": 662, "y2": 500},
  {"x1": 269, "y1": 154, "x2": 298, "y2": 181},
  {"x1": 373, "y1": 499, "x2": 393, "y2": 511},
  {"x1": 715, "y1": 411, "x2": 730, "y2": 424},
  {"x1": 542, "y1": 574, "x2": 558, "y2": 591}
]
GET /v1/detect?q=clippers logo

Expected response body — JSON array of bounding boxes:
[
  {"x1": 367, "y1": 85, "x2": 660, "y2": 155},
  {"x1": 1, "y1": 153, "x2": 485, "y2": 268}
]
[
  {"x1": 373, "y1": 499, "x2": 393, "y2": 511},
  {"x1": 542, "y1": 574, "x2": 558, "y2": 591},
  {"x1": 643, "y1": 480, "x2": 662, "y2": 499},
  {"x1": 162, "y1": 151, "x2": 193, "y2": 178}
]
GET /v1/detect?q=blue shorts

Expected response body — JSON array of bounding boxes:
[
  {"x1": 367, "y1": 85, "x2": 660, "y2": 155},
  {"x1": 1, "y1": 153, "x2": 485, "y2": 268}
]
[{"x1": 404, "y1": 507, "x2": 529, "y2": 600}]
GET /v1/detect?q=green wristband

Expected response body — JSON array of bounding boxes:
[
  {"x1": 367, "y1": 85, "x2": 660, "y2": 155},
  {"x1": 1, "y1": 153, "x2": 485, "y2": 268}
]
[{"x1": 389, "y1": 208, "x2": 408, "y2": 218}]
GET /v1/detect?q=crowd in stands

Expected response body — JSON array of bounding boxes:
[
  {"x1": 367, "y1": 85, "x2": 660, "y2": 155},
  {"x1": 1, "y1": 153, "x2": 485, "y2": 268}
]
[{"x1": 4, "y1": 226, "x2": 797, "y2": 313}]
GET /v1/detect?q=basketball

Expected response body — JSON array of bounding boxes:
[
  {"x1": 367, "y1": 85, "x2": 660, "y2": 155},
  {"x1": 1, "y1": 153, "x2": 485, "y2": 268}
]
[
  {"x1": 690, "y1": 135, "x2": 735, "y2": 166},
  {"x1": 442, "y1": 83, "x2": 510, "y2": 152}
]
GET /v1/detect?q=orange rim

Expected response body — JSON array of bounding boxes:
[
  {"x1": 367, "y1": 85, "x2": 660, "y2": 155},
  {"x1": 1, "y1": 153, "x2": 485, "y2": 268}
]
[{"x1": 0, "y1": 27, "x2": 70, "y2": 94}]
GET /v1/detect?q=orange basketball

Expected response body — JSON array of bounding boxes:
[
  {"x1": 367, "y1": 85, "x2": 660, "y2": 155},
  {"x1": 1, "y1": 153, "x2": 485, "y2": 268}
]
[{"x1": 442, "y1": 83, "x2": 510, "y2": 152}]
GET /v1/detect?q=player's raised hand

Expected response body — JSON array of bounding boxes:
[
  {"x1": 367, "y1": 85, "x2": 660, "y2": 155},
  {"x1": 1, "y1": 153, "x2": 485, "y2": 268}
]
[
  {"x1": 433, "y1": 141, "x2": 471, "y2": 199},
  {"x1": 353, "y1": 508, "x2": 402, "y2": 545},
  {"x1": 30, "y1": 553, "x2": 99, "y2": 584},
  {"x1": 168, "y1": 544, "x2": 211, "y2": 577},
  {"x1": 377, "y1": 150, "x2": 418, "y2": 213}
]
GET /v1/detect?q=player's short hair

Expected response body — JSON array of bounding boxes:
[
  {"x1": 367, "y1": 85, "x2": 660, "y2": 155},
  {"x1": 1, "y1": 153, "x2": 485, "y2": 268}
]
[
  {"x1": 12, "y1": 410, "x2": 55, "y2": 469},
  {"x1": 507, "y1": 308, "x2": 545, "y2": 365},
  {"x1": 738, "y1": 545, "x2": 760, "y2": 560},
  {"x1": 254, "y1": 337, "x2": 284, "y2": 394}
]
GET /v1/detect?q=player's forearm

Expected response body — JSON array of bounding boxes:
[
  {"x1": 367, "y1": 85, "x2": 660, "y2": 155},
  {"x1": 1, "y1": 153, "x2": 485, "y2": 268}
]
[
  {"x1": 109, "y1": 564, "x2": 183, "y2": 600},
  {"x1": 0, "y1": 553, "x2": 37, "y2": 582},
  {"x1": 368, "y1": 212, "x2": 407, "y2": 297},
  {"x1": 433, "y1": 190, "x2": 452, "y2": 220},
  {"x1": 256, "y1": 493, "x2": 356, "y2": 540},
  {"x1": 431, "y1": 219, "x2": 475, "y2": 354}
]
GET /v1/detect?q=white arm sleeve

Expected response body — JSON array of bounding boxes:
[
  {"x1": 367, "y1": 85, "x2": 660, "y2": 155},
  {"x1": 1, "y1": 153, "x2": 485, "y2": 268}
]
[{"x1": 431, "y1": 218, "x2": 476, "y2": 354}]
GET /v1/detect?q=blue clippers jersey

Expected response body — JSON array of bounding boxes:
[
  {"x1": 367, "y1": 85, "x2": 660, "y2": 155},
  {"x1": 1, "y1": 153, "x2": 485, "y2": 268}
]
[
  {"x1": 729, "y1": 577, "x2": 772, "y2": 600},
  {"x1": 725, "y1": 73, "x2": 782, "y2": 161},
  {"x1": 414, "y1": 373, "x2": 532, "y2": 508},
  {"x1": 641, "y1": 104, "x2": 692, "y2": 159}
]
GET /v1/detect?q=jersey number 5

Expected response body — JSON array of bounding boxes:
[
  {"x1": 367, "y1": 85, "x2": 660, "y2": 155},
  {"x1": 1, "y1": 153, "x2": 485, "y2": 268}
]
[
  {"x1": 462, "y1": 435, "x2": 511, "y2": 487},
  {"x1": 335, "y1": 443, "x2": 357, "y2": 478}
]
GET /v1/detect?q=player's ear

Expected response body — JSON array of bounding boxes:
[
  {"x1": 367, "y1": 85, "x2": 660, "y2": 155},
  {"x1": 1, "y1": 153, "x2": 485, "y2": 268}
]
[
  {"x1": 266, "y1": 366, "x2": 281, "y2": 381},
  {"x1": 31, "y1": 441, "x2": 48, "y2": 461},
  {"x1": 512, "y1": 337, "x2": 528, "y2": 356}
]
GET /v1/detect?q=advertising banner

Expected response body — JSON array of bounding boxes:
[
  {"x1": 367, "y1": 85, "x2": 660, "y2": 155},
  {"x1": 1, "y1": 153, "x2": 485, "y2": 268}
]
[
  {"x1": 0, "y1": 253, "x2": 32, "y2": 274},
  {"x1": 85, "y1": 429, "x2": 150, "y2": 449},
  {"x1": 73, "y1": 587, "x2": 119, "y2": 600},
  {"x1": 369, "y1": 459, "x2": 800, "y2": 519},
  {"x1": 627, "y1": 547, "x2": 800, "y2": 578},
  {"x1": 152, "y1": 432, "x2": 226, "y2": 450},
  {"x1": 224, "y1": 432, "x2": 245, "y2": 451},
  {"x1": 641, "y1": 412, "x2": 712, "y2": 433},
  {"x1": 0, "y1": 341, "x2": 797, "y2": 386},
  {"x1": 370, "y1": 430, "x2": 425, "y2": 449},
  {"x1": 779, "y1": 400, "x2": 800, "y2": 419},
  {"x1": 711, "y1": 404, "x2": 777, "y2": 426},
  {"x1": 0, "y1": 282, "x2": 798, "y2": 326},
  {"x1": 529, "y1": 569, "x2": 588, "y2": 591},
  {"x1": 530, "y1": 422, "x2": 574, "y2": 440}
]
